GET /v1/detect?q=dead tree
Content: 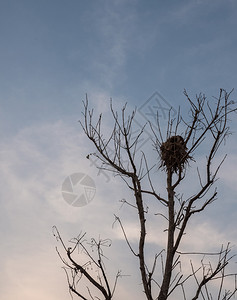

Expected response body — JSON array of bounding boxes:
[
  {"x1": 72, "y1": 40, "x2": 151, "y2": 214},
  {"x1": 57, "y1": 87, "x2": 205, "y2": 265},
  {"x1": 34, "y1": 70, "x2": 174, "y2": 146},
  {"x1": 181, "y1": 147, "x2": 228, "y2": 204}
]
[{"x1": 55, "y1": 89, "x2": 237, "y2": 299}]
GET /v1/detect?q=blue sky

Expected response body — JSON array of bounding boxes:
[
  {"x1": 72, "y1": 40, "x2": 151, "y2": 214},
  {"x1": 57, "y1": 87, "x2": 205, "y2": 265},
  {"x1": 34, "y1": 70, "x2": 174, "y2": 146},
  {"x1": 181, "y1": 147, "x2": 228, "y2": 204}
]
[{"x1": 0, "y1": 0, "x2": 237, "y2": 299}]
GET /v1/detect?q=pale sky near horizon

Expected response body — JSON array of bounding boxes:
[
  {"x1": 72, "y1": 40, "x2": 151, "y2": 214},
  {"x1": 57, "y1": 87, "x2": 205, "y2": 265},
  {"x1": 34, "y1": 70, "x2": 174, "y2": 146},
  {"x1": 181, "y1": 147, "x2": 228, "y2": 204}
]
[{"x1": 1, "y1": 1, "x2": 237, "y2": 299}]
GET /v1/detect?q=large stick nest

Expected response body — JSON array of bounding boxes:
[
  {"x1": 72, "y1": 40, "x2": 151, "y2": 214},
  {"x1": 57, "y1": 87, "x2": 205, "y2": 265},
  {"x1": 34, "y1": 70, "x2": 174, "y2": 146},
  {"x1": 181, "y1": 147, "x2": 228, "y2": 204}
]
[{"x1": 160, "y1": 135, "x2": 191, "y2": 173}]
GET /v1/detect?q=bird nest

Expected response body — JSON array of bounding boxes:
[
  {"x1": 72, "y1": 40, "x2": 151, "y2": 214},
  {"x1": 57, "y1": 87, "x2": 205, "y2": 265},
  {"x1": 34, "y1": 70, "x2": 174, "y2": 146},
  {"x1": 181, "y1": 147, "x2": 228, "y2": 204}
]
[{"x1": 160, "y1": 135, "x2": 190, "y2": 173}]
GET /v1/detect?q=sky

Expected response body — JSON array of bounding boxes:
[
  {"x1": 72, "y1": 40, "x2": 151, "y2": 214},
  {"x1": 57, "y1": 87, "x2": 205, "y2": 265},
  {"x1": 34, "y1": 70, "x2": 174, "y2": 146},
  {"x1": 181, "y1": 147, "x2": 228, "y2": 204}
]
[{"x1": 0, "y1": 0, "x2": 237, "y2": 299}]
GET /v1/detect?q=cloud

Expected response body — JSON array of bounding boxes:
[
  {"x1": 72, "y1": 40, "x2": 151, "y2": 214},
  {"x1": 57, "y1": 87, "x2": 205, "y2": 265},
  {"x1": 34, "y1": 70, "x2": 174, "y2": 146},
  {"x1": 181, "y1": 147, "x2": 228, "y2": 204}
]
[
  {"x1": 1, "y1": 104, "x2": 236, "y2": 299},
  {"x1": 0, "y1": 120, "x2": 100, "y2": 299}
]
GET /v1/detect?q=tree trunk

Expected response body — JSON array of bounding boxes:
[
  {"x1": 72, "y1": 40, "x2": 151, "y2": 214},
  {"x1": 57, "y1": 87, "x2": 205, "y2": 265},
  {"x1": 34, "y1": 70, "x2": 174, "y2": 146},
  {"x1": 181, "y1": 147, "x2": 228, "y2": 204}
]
[
  {"x1": 134, "y1": 178, "x2": 153, "y2": 300},
  {"x1": 158, "y1": 169, "x2": 175, "y2": 300}
]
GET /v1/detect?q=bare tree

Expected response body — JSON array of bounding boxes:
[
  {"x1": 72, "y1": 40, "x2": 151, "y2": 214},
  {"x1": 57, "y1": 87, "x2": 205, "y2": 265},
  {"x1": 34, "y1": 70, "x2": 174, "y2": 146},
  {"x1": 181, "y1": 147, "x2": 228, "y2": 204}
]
[{"x1": 54, "y1": 89, "x2": 237, "y2": 299}]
